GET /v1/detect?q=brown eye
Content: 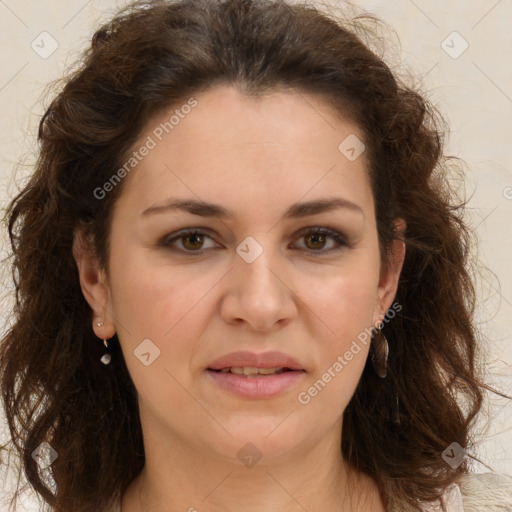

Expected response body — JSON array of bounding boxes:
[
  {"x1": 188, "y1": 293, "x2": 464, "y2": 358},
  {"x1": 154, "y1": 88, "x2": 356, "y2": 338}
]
[
  {"x1": 294, "y1": 227, "x2": 348, "y2": 255},
  {"x1": 181, "y1": 233, "x2": 205, "y2": 251},
  {"x1": 303, "y1": 232, "x2": 328, "y2": 250},
  {"x1": 160, "y1": 229, "x2": 218, "y2": 253}
]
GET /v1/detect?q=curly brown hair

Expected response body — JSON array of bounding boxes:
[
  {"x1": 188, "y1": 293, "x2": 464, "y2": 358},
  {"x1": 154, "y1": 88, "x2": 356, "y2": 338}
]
[{"x1": 0, "y1": 0, "x2": 498, "y2": 510}]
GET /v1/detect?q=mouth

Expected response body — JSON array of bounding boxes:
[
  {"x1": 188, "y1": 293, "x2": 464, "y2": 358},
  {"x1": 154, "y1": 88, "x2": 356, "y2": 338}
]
[
  {"x1": 207, "y1": 366, "x2": 302, "y2": 376},
  {"x1": 205, "y1": 367, "x2": 306, "y2": 399}
]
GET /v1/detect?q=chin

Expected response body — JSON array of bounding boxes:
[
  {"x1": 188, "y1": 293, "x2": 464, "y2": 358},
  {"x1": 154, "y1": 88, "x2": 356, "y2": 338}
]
[{"x1": 202, "y1": 421, "x2": 306, "y2": 462}]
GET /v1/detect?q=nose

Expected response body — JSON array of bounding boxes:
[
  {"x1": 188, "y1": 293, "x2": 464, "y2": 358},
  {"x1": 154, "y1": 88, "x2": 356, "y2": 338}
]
[{"x1": 219, "y1": 242, "x2": 297, "y2": 332}]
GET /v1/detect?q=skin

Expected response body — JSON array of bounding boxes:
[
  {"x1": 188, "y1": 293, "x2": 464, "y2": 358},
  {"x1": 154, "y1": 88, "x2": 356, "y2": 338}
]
[{"x1": 74, "y1": 85, "x2": 405, "y2": 511}]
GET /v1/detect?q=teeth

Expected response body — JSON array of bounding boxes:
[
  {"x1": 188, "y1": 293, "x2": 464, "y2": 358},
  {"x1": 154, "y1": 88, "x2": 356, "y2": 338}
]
[{"x1": 219, "y1": 366, "x2": 285, "y2": 376}]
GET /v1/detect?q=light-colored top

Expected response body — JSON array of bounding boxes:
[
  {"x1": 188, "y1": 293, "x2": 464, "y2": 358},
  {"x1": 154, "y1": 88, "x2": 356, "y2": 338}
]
[
  {"x1": 110, "y1": 473, "x2": 512, "y2": 511},
  {"x1": 422, "y1": 482, "x2": 466, "y2": 512},
  {"x1": 455, "y1": 473, "x2": 512, "y2": 511}
]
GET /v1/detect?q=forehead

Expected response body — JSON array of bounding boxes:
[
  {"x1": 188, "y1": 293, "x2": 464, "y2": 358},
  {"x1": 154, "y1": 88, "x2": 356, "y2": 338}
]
[{"x1": 115, "y1": 85, "x2": 373, "y2": 219}]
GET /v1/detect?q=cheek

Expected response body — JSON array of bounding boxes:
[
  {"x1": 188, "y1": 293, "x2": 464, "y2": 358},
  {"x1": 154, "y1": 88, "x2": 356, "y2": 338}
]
[
  {"x1": 294, "y1": 251, "x2": 381, "y2": 343},
  {"x1": 292, "y1": 251, "x2": 380, "y2": 405},
  {"x1": 108, "y1": 257, "x2": 221, "y2": 425},
  {"x1": 293, "y1": 267, "x2": 378, "y2": 420},
  {"x1": 108, "y1": 252, "x2": 225, "y2": 386},
  {"x1": 110, "y1": 249, "x2": 218, "y2": 336}
]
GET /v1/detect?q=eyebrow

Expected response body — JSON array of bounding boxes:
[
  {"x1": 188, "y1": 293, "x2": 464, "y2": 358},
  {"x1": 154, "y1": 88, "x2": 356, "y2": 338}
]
[{"x1": 141, "y1": 197, "x2": 365, "y2": 219}]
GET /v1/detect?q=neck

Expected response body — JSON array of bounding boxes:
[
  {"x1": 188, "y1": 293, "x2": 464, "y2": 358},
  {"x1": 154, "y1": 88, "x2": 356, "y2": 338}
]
[{"x1": 122, "y1": 425, "x2": 384, "y2": 512}]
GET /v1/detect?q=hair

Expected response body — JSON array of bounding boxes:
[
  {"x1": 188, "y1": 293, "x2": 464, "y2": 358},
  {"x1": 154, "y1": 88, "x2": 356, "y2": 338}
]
[{"x1": 0, "y1": 0, "x2": 499, "y2": 510}]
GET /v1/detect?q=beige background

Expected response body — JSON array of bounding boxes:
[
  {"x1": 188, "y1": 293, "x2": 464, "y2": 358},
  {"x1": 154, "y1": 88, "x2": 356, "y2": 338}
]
[{"x1": 1, "y1": 0, "x2": 511, "y2": 509}]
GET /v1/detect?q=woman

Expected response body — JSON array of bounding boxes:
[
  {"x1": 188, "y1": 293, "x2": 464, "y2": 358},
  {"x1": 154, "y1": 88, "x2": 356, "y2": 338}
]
[{"x1": 1, "y1": 0, "x2": 511, "y2": 510}]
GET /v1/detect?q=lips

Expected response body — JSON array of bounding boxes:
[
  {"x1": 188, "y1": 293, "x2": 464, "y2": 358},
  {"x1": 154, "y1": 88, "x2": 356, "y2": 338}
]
[
  {"x1": 207, "y1": 350, "x2": 305, "y2": 372},
  {"x1": 205, "y1": 351, "x2": 306, "y2": 398}
]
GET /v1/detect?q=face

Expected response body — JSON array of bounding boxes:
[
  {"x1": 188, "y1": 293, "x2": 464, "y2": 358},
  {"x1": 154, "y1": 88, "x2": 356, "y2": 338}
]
[{"x1": 76, "y1": 84, "x2": 404, "y2": 467}]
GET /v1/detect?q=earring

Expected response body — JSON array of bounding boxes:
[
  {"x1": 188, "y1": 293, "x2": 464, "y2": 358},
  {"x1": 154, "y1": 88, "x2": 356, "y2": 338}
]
[
  {"x1": 370, "y1": 324, "x2": 388, "y2": 378},
  {"x1": 95, "y1": 321, "x2": 111, "y2": 365},
  {"x1": 100, "y1": 339, "x2": 111, "y2": 365}
]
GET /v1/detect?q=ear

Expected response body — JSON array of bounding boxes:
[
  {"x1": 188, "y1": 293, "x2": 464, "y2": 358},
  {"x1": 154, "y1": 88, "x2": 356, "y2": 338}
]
[
  {"x1": 72, "y1": 229, "x2": 116, "y2": 340},
  {"x1": 373, "y1": 218, "x2": 406, "y2": 325}
]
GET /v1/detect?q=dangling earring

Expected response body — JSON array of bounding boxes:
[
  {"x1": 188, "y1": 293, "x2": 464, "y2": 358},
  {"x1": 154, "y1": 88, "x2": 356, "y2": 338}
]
[
  {"x1": 370, "y1": 324, "x2": 388, "y2": 378},
  {"x1": 96, "y1": 321, "x2": 111, "y2": 365},
  {"x1": 100, "y1": 339, "x2": 111, "y2": 365}
]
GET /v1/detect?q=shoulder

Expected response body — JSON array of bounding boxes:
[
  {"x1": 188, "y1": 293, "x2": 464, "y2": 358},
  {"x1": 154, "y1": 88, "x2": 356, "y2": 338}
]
[
  {"x1": 420, "y1": 473, "x2": 512, "y2": 512},
  {"x1": 456, "y1": 473, "x2": 512, "y2": 511}
]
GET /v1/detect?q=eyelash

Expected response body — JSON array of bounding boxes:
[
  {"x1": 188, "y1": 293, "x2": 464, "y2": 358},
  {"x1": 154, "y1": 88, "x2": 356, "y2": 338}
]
[{"x1": 159, "y1": 226, "x2": 349, "y2": 256}]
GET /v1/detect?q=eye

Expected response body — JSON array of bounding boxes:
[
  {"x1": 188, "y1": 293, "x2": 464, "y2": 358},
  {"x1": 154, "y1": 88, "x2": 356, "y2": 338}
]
[
  {"x1": 292, "y1": 227, "x2": 348, "y2": 255},
  {"x1": 159, "y1": 229, "x2": 218, "y2": 253},
  {"x1": 159, "y1": 226, "x2": 349, "y2": 255}
]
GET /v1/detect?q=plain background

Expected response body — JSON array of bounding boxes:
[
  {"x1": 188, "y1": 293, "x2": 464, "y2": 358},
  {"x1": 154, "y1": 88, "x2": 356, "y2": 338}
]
[{"x1": 0, "y1": 0, "x2": 511, "y2": 509}]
